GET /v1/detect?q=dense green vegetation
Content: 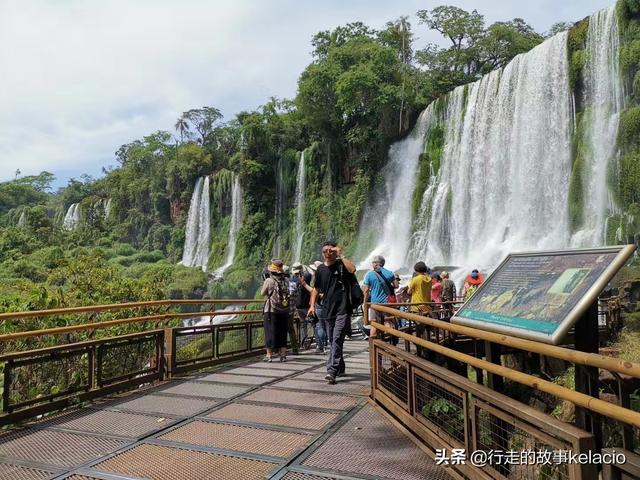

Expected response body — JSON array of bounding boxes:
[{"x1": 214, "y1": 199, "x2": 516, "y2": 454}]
[{"x1": 0, "y1": 4, "x2": 617, "y2": 320}]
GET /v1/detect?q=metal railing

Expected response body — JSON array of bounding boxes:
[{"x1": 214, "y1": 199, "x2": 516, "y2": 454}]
[
  {"x1": 367, "y1": 301, "x2": 639, "y2": 479},
  {"x1": 0, "y1": 299, "x2": 265, "y2": 425}
]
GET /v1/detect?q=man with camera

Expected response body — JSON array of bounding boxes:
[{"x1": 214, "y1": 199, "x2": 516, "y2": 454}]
[{"x1": 308, "y1": 241, "x2": 359, "y2": 384}]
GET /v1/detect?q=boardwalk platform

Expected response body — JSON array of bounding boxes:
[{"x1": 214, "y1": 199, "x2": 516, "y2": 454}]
[{"x1": 0, "y1": 339, "x2": 448, "y2": 480}]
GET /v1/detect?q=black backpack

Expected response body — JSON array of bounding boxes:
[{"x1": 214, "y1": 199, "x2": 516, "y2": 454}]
[{"x1": 339, "y1": 262, "x2": 363, "y2": 313}]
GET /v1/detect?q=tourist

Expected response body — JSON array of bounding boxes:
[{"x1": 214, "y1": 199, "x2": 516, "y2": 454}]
[
  {"x1": 440, "y1": 271, "x2": 456, "y2": 303},
  {"x1": 292, "y1": 262, "x2": 312, "y2": 349},
  {"x1": 283, "y1": 264, "x2": 299, "y2": 354},
  {"x1": 260, "y1": 259, "x2": 290, "y2": 362},
  {"x1": 308, "y1": 241, "x2": 358, "y2": 384},
  {"x1": 363, "y1": 255, "x2": 398, "y2": 340},
  {"x1": 463, "y1": 269, "x2": 484, "y2": 300},
  {"x1": 431, "y1": 273, "x2": 442, "y2": 304},
  {"x1": 407, "y1": 262, "x2": 432, "y2": 314},
  {"x1": 308, "y1": 260, "x2": 328, "y2": 353}
]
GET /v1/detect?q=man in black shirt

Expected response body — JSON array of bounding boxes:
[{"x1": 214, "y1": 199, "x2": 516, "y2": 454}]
[{"x1": 308, "y1": 240, "x2": 358, "y2": 384}]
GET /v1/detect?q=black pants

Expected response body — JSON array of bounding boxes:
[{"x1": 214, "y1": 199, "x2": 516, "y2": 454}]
[{"x1": 325, "y1": 313, "x2": 349, "y2": 375}]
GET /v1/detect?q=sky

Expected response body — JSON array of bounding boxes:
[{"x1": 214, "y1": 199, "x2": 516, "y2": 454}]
[{"x1": 0, "y1": 0, "x2": 614, "y2": 189}]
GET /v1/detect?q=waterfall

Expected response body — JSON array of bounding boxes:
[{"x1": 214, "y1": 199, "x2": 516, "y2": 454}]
[
  {"x1": 410, "y1": 32, "x2": 573, "y2": 271},
  {"x1": 180, "y1": 177, "x2": 211, "y2": 271},
  {"x1": 104, "y1": 198, "x2": 112, "y2": 220},
  {"x1": 293, "y1": 151, "x2": 306, "y2": 263},
  {"x1": 63, "y1": 203, "x2": 81, "y2": 230},
  {"x1": 214, "y1": 175, "x2": 243, "y2": 278},
  {"x1": 357, "y1": 106, "x2": 436, "y2": 270},
  {"x1": 571, "y1": 6, "x2": 623, "y2": 247},
  {"x1": 273, "y1": 159, "x2": 286, "y2": 258},
  {"x1": 17, "y1": 211, "x2": 26, "y2": 227}
]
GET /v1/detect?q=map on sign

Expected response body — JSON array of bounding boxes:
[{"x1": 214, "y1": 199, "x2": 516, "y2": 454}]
[{"x1": 453, "y1": 246, "x2": 635, "y2": 344}]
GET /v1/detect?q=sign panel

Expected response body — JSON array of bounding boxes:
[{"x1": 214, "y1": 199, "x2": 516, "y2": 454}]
[{"x1": 453, "y1": 245, "x2": 636, "y2": 344}]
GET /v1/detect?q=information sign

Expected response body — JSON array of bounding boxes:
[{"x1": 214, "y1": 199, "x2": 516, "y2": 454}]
[{"x1": 453, "y1": 245, "x2": 636, "y2": 344}]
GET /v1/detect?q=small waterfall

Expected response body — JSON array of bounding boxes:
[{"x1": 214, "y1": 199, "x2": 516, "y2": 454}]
[
  {"x1": 104, "y1": 198, "x2": 112, "y2": 220},
  {"x1": 572, "y1": 6, "x2": 623, "y2": 246},
  {"x1": 17, "y1": 211, "x2": 26, "y2": 227},
  {"x1": 293, "y1": 151, "x2": 306, "y2": 262},
  {"x1": 63, "y1": 203, "x2": 81, "y2": 230},
  {"x1": 357, "y1": 106, "x2": 436, "y2": 270},
  {"x1": 180, "y1": 177, "x2": 211, "y2": 271},
  {"x1": 214, "y1": 175, "x2": 243, "y2": 278},
  {"x1": 410, "y1": 32, "x2": 572, "y2": 271},
  {"x1": 273, "y1": 159, "x2": 286, "y2": 258}
]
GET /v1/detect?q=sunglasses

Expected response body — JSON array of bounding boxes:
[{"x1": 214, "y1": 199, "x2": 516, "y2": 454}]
[{"x1": 322, "y1": 249, "x2": 336, "y2": 254}]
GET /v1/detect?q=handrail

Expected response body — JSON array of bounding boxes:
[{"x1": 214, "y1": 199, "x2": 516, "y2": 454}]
[
  {"x1": 0, "y1": 309, "x2": 262, "y2": 342},
  {"x1": 0, "y1": 299, "x2": 258, "y2": 321},
  {"x1": 370, "y1": 303, "x2": 640, "y2": 378},
  {"x1": 371, "y1": 320, "x2": 640, "y2": 429}
]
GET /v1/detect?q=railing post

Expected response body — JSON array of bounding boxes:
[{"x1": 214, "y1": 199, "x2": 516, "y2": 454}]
[
  {"x1": 87, "y1": 345, "x2": 95, "y2": 391},
  {"x1": 164, "y1": 327, "x2": 174, "y2": 378},
  {"x1": 3, "y1": 361, "x2": 12, "y2": 413}
]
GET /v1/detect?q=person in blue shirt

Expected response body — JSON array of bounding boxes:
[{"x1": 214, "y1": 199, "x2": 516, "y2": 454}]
[{"x1": 363, "y1": 255, "x2": 398, "y2": 339}]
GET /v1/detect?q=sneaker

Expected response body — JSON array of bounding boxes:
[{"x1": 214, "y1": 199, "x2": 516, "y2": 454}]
[
  {"x1": 264, "y1": 356, "x2": 272, "y2": 363},
  {"x1": 325, "y1": 373, "x2": 336, "y2": 385}
]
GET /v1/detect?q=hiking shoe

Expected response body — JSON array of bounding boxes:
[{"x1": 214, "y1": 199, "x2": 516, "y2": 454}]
[
  {"x1": 325, "y1": 373, "x2": 336, "y2": 385},
  {"x1": 264, "y1": 356, "x2": 272, "y2": 363}
]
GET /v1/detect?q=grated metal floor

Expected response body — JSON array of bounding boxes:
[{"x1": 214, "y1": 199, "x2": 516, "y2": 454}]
[{"x1": 0, "y1": 338, "x2": 448, "y2": 479}]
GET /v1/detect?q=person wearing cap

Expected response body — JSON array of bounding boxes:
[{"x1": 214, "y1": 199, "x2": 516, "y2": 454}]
[
  {"x1": 289, "y1": 262, "x2": 311, "y2": 352},
  {"x1": 463, "y1": 269, "x2": 483, "y2": 300},
  {"x1": 308, "y1": 260, "x2": 328, "y2": 353},
  {"x1": 363, "y1": 255, "x2": 398, "y2": 340},
  {"x1": 282, "y1": 265, "x2": 299, "y2": 354},
  {"x1": 260, "y1": 259, "x2": 290, "y2": 362}
]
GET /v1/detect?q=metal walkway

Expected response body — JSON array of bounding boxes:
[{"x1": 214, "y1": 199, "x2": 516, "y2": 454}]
[{"x1": 0, "y1": 339, "x2": 448, "y2": 480}]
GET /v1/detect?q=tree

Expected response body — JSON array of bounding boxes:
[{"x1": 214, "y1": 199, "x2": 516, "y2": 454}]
[
  {"x1": 174, "y1": 115, "x2": 190, "y2": 144},
  {"x1": 183, "y1": 107, "x2": 223, "y2": 145},
  {"x1": 547, "y1": 21, "x2": 574, "y2": 38}
]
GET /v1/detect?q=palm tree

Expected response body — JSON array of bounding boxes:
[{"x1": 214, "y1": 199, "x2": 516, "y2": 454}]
[{"x1": 174, "y1": 115, "x2": 190, "y2": 144}]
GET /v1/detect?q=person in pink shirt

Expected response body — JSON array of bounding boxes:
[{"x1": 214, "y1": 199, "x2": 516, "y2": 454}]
[{"x1": 431, "y1": 273, "x2": 443, "y2": 304}]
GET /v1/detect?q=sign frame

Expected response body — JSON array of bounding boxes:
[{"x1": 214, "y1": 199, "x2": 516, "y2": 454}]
[{"x1": 451, "y1": 245, "x2": 636, "y2": 345}]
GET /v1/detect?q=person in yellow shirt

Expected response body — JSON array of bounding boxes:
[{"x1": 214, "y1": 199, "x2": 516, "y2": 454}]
[{"x1": 407, "y1": 261, "x2": 431, "y2": 314}]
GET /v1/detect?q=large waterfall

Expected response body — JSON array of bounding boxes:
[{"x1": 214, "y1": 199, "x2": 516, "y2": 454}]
[
  {"x1": 214, "y1": 175, "x2": 243, "y2": 278},
  {"x1": 63, "y1": 203, "x2": 81, "y2": 230},
  {"x1": 572, "y1": 5, "x2": 623, "y2": 247},
  {"x1": 293, "y1": 151, "x2": 306, "y2": 263},
  {"x1": 410, "y1": 32, "x2": 573, "y2": 271},
  {"x1": 180, "y1": 176, "x2": 211, "y2": 271},
  {"x1": 357, "y1": 106, "x2": 437, "y2": 270}
]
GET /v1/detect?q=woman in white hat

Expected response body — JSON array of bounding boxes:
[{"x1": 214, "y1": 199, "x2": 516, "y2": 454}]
[{"x1": 261, "y1": 259, "x2": 290, "y2": 361}]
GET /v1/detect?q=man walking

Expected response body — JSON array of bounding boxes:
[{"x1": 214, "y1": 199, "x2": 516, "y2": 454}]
[{"x1": 308, "y1": 241, "x2": 358, "y2": 384}]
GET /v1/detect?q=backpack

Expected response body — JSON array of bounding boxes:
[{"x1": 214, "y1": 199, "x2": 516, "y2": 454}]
[
  {"x1": 269, "y1": 275, "x2": 291, "y2": 311},
  {"x1": 339, "y1": 262, "x2": 363, "y2": 313}
]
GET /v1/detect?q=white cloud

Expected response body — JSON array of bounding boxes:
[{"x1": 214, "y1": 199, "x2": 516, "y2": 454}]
[{"x1": 0, "y1": 0, "x2": 615, "y2": 187}]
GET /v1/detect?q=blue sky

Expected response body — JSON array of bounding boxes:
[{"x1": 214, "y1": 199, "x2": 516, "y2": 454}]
[{"x1": 0, "y1": 0, "x2": 614, "y2": 189}]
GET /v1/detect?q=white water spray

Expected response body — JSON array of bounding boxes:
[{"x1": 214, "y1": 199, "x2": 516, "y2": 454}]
[
  {"x1": 180, "y1": 177, "x2": 211, "y2": 271},
  {"x1": 572, "y1": 6, "x2": 623, "y2": 247},
  {"x1": 63, "y1": 203, "x2": 81, "y2": 230},
  {"x1": 293, "y1": 151, "x2": 306, "y2": 263},
  {"x1": 214, "y1": 175, "x2": 243, "y2": 278}
]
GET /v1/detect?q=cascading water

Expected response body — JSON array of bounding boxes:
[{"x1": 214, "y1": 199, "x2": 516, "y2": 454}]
[
  {"x1": 17, "y1": 211, "x2": 26, "y2": 227},
  {"x1": 273, "y1": 159, "x2": 286, "y2": 258},
  {"x1": 571, "y1": 5, "x2": 623, "y2": 247},
  {"x1": 214, "y1": 175, "x2": 243, "y2": 278},
  {"x1": 63, "y1": 203, "x2": 81, "y2": 230},
  {"x1": 410, "y1": 32, "x2": 573, "y2": 271},
  {"x1": 104, "y1": 198, "x2": 112, "y2": 220},
  {"x1": 180, "y1": 176, "x2": 211, "y2": 271},
  {"x1": 293, "y1": 151, "x2": 306, "y2": 263},
  {"x1": 357, "y1": 106, "x2": 436, "y2": 270}
]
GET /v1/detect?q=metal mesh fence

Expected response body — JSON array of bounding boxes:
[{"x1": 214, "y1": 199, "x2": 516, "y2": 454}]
[
  {"x1": 8, "y1": 351, "x2": 89, "y2": 410},
  {"x1": 376, "y1": 351, "x2": 408, "y2": 405},
  {"x1": 415, "y1": 373, "x2": 465, "y2": 445},
  {"x1": 98, "y1": 335, "x2": 157, "y2": 385},
  {"x1": 473, "y1": 403, "x2": 570, "y2": 480},
  {"x1": 175, "y1": 330, "x2": 213, "y2": 363},
  {"x1": 218, "y1": 327, "x2": 248, "y2": 356},
  {"x1": 251, "y1": 324, "x2": 265, "y2": 350}
]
